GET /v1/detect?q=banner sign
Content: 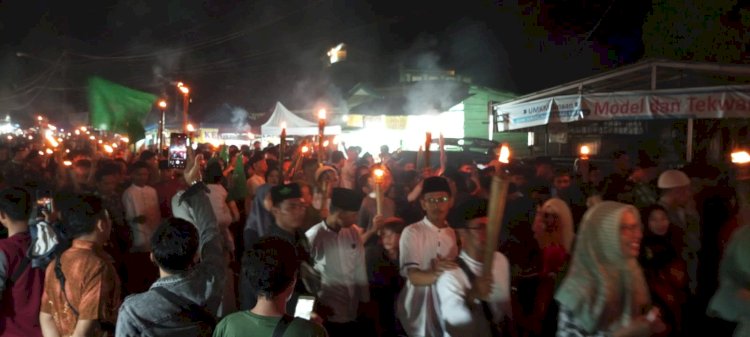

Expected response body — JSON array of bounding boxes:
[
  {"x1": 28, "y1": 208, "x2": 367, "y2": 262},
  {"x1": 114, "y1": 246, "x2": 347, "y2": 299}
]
[{"x1": 495, "y1": 85, "x2": 750, "y2": 131}]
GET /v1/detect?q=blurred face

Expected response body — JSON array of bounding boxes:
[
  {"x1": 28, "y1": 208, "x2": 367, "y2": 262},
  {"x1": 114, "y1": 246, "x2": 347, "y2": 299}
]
[
  {"x1": 266, "y1": 170, "x2": 281, "y2": 186},
  {"x1": 132, "y1": 167, "x2": 150, "y2": 186},
  {"x1": 73, "y1": 166, "x2": 92, "y2": 184},
  {"x1": 648, "y1": 209, "x2": 669, "y2": 236},
  {"x1": 254, "y1": 159, "x2": 268, "y2": 175},
  {"x1": 532, "y1": 207, "x2": 559, "y2": 240},
  {"x1": 510, "y1": 174, "x2": 527, "y2": 189},
  {"x1": 620, "y1": 210, "x2": 642, "y2": 259},
  {"x1": 300, "y1": 185, "x2": 313, "y2": 205},
  {"x1": 420, "y1": 191, "x2": 453, "y2": 223},
  {"x1": 589, "y1": 169, "x2": 602, "y2": 184},
  {"x1": 553, "y1": 175, "x2": 571, "y2": 191},
  {"x1": 460, "y1": 216, "x2": 488, "y2": 256},
  {"x1": 381, "y1": 228, "x2": 400, "y2": 253},
  {"x1": 337, "y1": 210, "x2": 358, "y2": 228},
  {"x1": 272, "y1": 198, "x2": 306, "y2": 230},
  {"x1": 97, "y1": 174, "x2": 119, "y2": 196}
]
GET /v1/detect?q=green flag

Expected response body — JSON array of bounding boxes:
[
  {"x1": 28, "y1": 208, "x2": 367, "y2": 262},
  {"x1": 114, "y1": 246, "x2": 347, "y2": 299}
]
[
  {"x1": 227, "y1": 155, "x2": 248, "y2": 202},
  {"x1": 88, "y1": 77, "x2": 157, "y2": 142},
  {"x1": 220, "y1": 145, "x2": 230, "y2": 164}
]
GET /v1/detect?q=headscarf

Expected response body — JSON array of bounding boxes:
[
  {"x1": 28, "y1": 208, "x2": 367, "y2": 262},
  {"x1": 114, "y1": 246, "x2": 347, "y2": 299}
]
[
  {"x1": 707, "y1": 225, "x2": 750, "y2": 337},
  {"x1": 555, "y1": 201, "x2": 650, "y2": 333},
  {"x1": 535, "y1": 198, "x2": 575, "y2": 252},
  {"x1": 244, "y1": 184, "x2": 275, "y2": 238}
]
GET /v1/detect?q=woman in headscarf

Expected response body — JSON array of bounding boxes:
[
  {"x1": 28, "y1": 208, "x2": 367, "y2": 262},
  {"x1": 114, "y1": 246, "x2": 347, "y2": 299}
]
[
  {"x1": 527, "y1": 198, "x2": 575, "y2": 336},
  {"x1": 707, "y1": 225, "x2": 750, "y2": 337},
  {"x1": 638, "y1": 204, "x2": 687, "y2": 337},
  {"x1": 555, "y1": 201, "x2": 665, "y2": 337}
]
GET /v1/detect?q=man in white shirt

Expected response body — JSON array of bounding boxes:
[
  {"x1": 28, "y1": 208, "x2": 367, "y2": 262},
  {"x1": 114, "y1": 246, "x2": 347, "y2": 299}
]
[
  {"x1": 122, "y1": 160, "x2": 162, "y2": 293},
  {"x1": 396, "y1": 176, "x2": 459, "y2": 337},
  {"x1": 306, "y1": 187, "x2": 369, "y2": 336},
  {"x1": 436, "y1": 197, "x2": 511, "y2": 337}
]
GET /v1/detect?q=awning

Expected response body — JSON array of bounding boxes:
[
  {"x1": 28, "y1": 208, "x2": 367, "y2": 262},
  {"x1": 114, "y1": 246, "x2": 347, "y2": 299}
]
[{"x1": 495, "y1": 85, "x2": 750, "y2": 131}]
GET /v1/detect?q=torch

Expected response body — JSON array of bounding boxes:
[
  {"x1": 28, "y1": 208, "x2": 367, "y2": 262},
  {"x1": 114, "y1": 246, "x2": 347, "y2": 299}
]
[
  {"x1": 732, "y1": 149, "x2": 750, "y2": 207},
  {"x1": 483, "y1": 143, "x2": 511, "y2": 276},
  {"x1": 158, "y1": 99, "x2": 167, "y2": 151},
  {"x1": 424, "y1": 132, "x2": 432, "y2": 171},
  {"x1": 579, "y1": 144, "x2": 591, "y2": 182},
  {"x1": 178, "y1": 83, "x2": 190, "y2": 133},
  {"x1": 279, "y1": 122, "x2": 287, "y2": 181},
  {"x1": 373, "y1": 167, "x2": 385, "y2": 215},
  {"x1": 318, "y1": 109, "x2": 326, "y2": 165}
]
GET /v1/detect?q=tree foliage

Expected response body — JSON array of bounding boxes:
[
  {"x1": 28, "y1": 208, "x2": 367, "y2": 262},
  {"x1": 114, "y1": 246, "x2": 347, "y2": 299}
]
[{"x1": 643, "y1": 0, "x2": 750, "y2": 62}]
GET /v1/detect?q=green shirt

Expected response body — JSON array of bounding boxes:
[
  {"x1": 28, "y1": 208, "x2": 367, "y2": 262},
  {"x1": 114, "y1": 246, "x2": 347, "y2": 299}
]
[{"x1": 213, "y1": 311, "x2": 328, "y2": 337}]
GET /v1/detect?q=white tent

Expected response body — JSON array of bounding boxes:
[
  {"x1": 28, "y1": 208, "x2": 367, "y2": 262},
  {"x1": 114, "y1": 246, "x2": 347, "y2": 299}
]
[{"x1": 260, "y1": 102, "x2": 341, "y2": 136}]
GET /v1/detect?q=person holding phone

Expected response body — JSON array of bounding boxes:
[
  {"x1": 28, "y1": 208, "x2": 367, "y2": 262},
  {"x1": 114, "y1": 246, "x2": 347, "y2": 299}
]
[{"x1": 214, "y1": 237, "x2": 327, "y2": 337}]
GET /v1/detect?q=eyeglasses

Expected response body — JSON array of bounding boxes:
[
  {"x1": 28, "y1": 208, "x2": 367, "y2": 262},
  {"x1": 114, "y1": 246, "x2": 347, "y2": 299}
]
[{"x1": 425, "y1": 196, "x2": 450, "y2": 204}]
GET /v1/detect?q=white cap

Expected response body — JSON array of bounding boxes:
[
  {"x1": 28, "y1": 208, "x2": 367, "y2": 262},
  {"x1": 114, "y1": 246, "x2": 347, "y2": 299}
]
[{"x1": 657, "y1": 169, "x2": 690, "y2": 189}]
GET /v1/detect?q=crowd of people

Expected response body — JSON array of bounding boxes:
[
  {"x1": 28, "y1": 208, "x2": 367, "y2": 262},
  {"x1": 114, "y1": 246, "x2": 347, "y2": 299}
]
[{"x1": 0, "y1": 138, "x2": 748, "y2": 337}]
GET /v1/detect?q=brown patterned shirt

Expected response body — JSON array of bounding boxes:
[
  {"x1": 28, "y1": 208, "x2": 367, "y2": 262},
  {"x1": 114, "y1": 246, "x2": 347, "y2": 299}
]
[{"x1": 40, "y1": 239, "x2": 121, "y2": 337}]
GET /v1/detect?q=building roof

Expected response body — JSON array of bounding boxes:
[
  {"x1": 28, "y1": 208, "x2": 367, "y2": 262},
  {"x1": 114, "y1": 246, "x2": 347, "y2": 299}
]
[{"x1": 500, "y1": 58, "x2": 750, "y2": 105}]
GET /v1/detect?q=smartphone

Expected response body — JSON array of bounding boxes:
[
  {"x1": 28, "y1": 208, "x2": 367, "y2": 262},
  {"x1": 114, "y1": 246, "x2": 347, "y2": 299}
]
[
  {"x1": 34, "y1": 190, "x2": 53, "y2": 219},
  {"x1": 168, "y1": 133, "x2": 189, "y2": 169},
  {"x1": 294, "y1": 295, "x2": 316, "y2": 320}
]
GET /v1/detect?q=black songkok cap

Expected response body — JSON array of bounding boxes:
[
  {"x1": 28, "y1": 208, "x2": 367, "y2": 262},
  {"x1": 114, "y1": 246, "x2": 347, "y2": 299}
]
[
  {"x1": 270, "y1": 183, "x2": 302, "y2": 206},
  {"x1": 448, "y1": 197, "x2": 488, "y2": 229},
  {"x1": 421, "y1": 176, "x2": 452, "y2": 197},
  {"x1": 331, "y1": 188, "x2": 362, "y2": 212}
]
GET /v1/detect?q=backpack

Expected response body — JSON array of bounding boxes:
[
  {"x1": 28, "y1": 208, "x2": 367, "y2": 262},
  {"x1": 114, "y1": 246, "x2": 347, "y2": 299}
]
[{"x1": 28, "y1": 220, "x2": 69, "y2": 269}]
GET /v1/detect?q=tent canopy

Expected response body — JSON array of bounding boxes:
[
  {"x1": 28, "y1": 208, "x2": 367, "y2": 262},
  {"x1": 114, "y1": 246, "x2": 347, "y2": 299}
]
[{"x1": 260, "y1": 102, "x2": 341, "y2": 136}]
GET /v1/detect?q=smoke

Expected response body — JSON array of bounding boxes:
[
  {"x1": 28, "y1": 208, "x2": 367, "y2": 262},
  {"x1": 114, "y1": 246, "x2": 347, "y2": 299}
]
[{"x1": 229, "y1": 105, "x2": 250, "y2": 130}]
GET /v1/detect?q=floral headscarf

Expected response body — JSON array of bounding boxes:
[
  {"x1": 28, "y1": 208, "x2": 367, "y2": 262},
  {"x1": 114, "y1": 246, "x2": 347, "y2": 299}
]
[{"x1": 555, "y1": 201, "x2": 650, "y2": 333}]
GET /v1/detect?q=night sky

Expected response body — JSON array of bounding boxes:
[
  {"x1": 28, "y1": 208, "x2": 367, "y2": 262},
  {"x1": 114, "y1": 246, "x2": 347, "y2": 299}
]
[{"x1": 0, "y1": 0, "x2": 652, "y2": 127}]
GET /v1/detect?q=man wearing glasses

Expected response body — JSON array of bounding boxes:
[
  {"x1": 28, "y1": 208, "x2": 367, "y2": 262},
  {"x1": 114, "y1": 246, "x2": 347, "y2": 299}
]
[
  {"x1": 396, "y1": 176, "x2": 459, "y2": 337},
  {"x1": 436, "y1": 197, "x2": 511, "y2": 337}
]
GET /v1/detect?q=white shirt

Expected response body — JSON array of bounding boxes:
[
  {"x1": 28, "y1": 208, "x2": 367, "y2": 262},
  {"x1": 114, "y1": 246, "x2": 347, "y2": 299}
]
[
  {"x1": 306, "y1": 221, "x2": 370, "y2": 323},
  {"x1": 397, "y1": 217, "x2": 458, "y2": 337},
  {"x1": 122, "y1": 184, "x2": 161, "y2": 252},
  {"x1": 207, "y1": 184, "x2": 233, "y2": 229},
  {"x1": 436, "y1": 251, "x2": 511, "y2": 337}
]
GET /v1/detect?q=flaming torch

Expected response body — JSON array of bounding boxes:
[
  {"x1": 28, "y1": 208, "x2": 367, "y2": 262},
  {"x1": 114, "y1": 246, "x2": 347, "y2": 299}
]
[
  {"x1": 318, "y1": 109, "x2": 326, "y2": 165},
  {"x1": 484, "y1": 143, "x2": 511, "y2": 276},
  {"x1": 732, "y1": 149, "x2": 750, "y2": 208},
  {"x1": 580, "y1": 145, "x2": 590, "y2": 160},
  {"x1": 424, "y1": 132, "x2": 432, "y2": 171},
  {"x1": 373, "y1": 168, "x2": 385, "y2": 215},
  {"x1": 279, "y1": 121, "x2": 287, "y2": 181}
]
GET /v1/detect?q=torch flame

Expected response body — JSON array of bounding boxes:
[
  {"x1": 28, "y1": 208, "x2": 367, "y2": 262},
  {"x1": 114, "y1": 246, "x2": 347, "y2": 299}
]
[
  {"x1": 280, "y1": 121, "x2": 287, "y2": 130},
  {"x1": 158, "y1": 100, "x2": 167, "y2": 108},
  {"x1": 731, "y1": 150, "x2": 750, "y2": 164},
  {"x1": 323, "y1": 140, "x2": 330, "y2": 147},
  {"x1": 179, "y1": 86, "x2": 190, "y2": 95},
  {"x1": 318, "y1": 109, "x2": 326, "y2": 120},
  {"x1": 45, "y1": 148, "x2": 53, "y2": 155},
  {"x1": 499, "y1": 144, "x2": 510, "y2": 164},
  {"x1": 121, "y1": 137, "x2": 129, "y2": 143},
  {"x1": 580, "y1": 145, "x2": 590, "y2": 155},
  {"x1": 104, "y1": 145, "x2": 113, "y2": 153},
  {"x1": 63, "y1": 160, "x2": 72, "y2": 166},
  {"x1": 373, "y1": 168, "x2": 385, "y2": 179},
  {"x1": 301, "y1": 145, "x2": 310, "y2": 153},
  {"x1": 187, "y1": 124, "x2": 195, "y2": 132}
]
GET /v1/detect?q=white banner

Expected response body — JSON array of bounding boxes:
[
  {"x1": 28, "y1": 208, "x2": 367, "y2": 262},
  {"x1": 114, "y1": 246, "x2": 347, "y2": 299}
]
[{"x1": 496, "y1": 85, "x2": 750, "y2": 131}]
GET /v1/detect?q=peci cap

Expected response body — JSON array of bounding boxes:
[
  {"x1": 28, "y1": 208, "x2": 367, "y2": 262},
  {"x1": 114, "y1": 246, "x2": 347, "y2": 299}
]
[
  {"x1": 421, "y1": 176, "x2": 452, "y2": 197},
  {"x1": 270, "y1": 183, "x2": 302, "y2": 206},
  {"x1": 448, "y1": 197, "x2": 488, "y2": 229},
  {"x1": 657, "y1": 169, "x2": 690, "y2": 189},
  {"x1": 331, "y1": 188, "x2": 363, "y2": 212}
]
